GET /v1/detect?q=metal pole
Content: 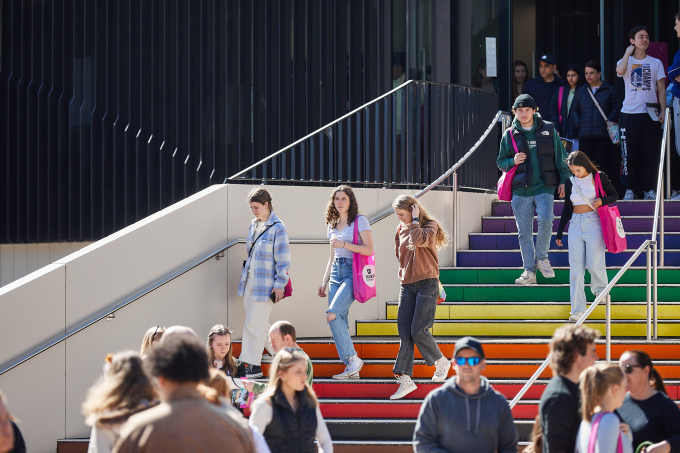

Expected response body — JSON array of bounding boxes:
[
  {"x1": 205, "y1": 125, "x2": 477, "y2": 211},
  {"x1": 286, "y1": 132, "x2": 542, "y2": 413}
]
[
  {"x1": 452, "y1": 172, "x2": 458, "y2": 267},
  {"x1": 667, "y1": 114, "x2": 672, "y2": 199},
  {"x1": 653, "y1": 241, "x2": 658, "y2": 339},
  {"x1": 606, "y1": 293, "x2": 611, "y2": 363},
  {"x1": 661, "y1": 177, "x2": 665, "y2": 267},
  {"x1": 646, "y1": 245, "x2": 652, "y2": 341}
]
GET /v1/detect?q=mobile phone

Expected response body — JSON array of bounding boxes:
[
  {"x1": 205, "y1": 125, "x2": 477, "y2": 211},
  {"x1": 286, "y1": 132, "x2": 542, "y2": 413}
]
[{"x1": 270, "y1": 292, "x2": 277, "y2": 303}]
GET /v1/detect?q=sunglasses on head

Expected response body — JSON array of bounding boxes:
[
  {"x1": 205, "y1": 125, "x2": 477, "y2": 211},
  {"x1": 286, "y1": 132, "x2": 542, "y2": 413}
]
[
  {"x1": 152, "y1": 326, "x2": 162, "y2": 340},
  {"x1": 454, "y1": 357, "x2": 481, "y2": 366},
  {"x1": 621, "y1": 363, "x2": 642, "y2": 374}
]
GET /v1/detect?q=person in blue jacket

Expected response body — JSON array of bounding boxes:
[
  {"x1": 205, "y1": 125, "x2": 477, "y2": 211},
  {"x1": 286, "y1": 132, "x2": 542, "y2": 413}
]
[
  {"x1": 549, "y1": 64, "x2": 584, "y2": 142},
  {"x1": 523, "y1": 54, "x2": 567, "y2": 118},
  {"x1": 569, "y1": 60, "x2": 622, "y2": 175},
  {"x1": 668, "y1": 13, "x2": 680, "y2": 199}
]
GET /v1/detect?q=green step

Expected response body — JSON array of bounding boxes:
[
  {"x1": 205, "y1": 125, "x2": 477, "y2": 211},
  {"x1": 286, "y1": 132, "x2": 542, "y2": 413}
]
[
  {"x1": 439, "y1": 268, "x2": 680, "y2": 285},
  {"x1": 385, "y1": 302, "x2": 680, "y2": 320},
  {"x1": 439, "y1": 284, "x2": 680, "y2": 302},
  {"x1": 356, "y1": 319, "x2": 680, "y2": 337}
]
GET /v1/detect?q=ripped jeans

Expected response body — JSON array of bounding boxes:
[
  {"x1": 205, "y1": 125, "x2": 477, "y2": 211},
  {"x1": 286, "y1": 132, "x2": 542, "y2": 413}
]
[{"x1": 327, "y1": 258, "x2": 357, "y2": 365}]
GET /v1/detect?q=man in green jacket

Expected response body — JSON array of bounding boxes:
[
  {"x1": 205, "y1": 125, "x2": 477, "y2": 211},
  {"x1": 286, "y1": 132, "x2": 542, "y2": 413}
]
[
  {"x1": 497, "y1": 94, "x2": 571, "y2": 285},
  {"x1": 241, "y1": 321, "x2": 313, "y2": 394}
]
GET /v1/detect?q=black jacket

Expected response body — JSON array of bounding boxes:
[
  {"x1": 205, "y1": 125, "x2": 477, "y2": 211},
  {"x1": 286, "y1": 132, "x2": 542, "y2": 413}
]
[
  {"x1": 569, "y1": 82, "x2": 622, "y2": 140},
  {"x1": 523, "y1": 75, "x2": 567, "y2": 117},
  {"x1": 548, "y1": 86, "x2": 577, "y2": 138},
  {"x1": 263, "y1": 387, "x2": 318, "y2": 453},
  {"x1": 556, "y1": 171, "x2": 618, "y2": 240},
  {"x1": 510, "y1": 117, "x2": 561, "y2": 190}
]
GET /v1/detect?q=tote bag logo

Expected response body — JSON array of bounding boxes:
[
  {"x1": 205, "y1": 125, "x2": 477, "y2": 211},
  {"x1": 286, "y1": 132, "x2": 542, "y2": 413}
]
[
  {"x1": 363, "y1": 265, "x2": 376, "y2": 288},
  {"x1": 616, "y1": 217, "x2": 626, "y2": 238}
]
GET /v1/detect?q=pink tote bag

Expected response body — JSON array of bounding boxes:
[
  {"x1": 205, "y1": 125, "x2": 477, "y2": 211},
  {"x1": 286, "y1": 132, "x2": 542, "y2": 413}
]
[
  {"x1": 594, "y1": 173, "x2": 627, "y2": 254},
  {"x1": 587, "y1": 412, "x2": 624, "y2": 453},
  {"x1": 497, "y1": 129, "x2": 519, "y2": 202},
  {"x1": 352, "y1": 216, "x2": 376, "y2": 303}
]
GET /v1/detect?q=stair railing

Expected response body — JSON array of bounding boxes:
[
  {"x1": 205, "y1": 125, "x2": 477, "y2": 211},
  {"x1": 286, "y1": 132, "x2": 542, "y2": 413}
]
[{"x1": 509, "y1": 108, "x2": 671, "y2": 409}]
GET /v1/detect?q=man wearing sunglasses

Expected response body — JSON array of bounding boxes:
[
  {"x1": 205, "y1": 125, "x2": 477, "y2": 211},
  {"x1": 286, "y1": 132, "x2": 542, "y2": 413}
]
[{"x1": 413, "y1": 337, "x2": 518, "y2": 453}]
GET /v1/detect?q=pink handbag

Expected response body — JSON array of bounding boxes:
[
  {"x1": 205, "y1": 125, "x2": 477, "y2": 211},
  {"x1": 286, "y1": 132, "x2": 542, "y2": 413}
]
[
  {"x1": 594, "y1": 173, "x2": 627, "y2": 254},
  {"x1": 497, "y1": 129, "x2": 519, "y2": 202},
  {"x1": 352, "y1": 216, "x2": 376, "y2": 303},
  {"x1": 588, "y1": 412, "x2": 624, "y2": 453}
]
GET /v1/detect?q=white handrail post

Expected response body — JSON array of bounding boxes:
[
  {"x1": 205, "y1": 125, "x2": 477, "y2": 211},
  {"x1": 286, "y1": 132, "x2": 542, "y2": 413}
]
[
  {"x1": 661, "y1": 177, "x2": 665, "y2": 268},
  {"x1": 452, "y1": 172, "x2": 458, "y2": 267},
  {"x1": 606, "y1": 293, "x2": 611, "y2": 363},
  {"x1": 646, "y1": 245, "x2": 652, "y2": 341},
  {"x1": 653, "y1": 240, "x2": 658, "y2": 340},
  {"x1": 667, "y1": 109, "x2": 672, "y2": 199}
]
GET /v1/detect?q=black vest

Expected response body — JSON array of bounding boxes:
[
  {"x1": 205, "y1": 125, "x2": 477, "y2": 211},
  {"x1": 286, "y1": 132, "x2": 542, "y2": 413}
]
[
  {"x1": 510, "y1": 117, "x2": 560, "y2": 189},
  {"x1": 263, "y1": 387, "x2": 318, "y2": 453}
]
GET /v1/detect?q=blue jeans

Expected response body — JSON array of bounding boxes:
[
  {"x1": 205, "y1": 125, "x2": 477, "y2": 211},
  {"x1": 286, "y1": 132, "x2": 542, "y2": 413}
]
[
  {"x1": 568, "y1": 211, "x2": 608, "y2": 314},
  {"x1": 328, "y1": 258, "x2": 357, "y2": 365},
  {"x1": 511, "y1": 193, "x2": 555, "y2": 272}
]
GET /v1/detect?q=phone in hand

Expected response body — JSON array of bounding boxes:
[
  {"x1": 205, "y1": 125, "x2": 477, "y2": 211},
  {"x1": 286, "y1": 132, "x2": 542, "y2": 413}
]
[{"x1": 270, "y1": 292, "x2": 277, "y2": 303}]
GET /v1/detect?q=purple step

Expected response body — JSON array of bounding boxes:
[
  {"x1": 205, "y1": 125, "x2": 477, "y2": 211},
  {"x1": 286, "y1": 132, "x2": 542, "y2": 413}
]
[
  {"x1": 492, "y1": 201, "x2": 680, "y2": 217},
  {"x1": 482, "y1": 217, "x2": 680, "y2": 234},
  {"x1": 470, "y1": 233, "x2": 680, "y2": 250},
  {"x1": 457, "y1": 251, "x2": 680, "y2": 267}
]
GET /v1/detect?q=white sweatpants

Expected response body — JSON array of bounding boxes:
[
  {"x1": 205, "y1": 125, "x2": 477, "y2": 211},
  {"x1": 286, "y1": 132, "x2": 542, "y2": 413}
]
[{"x1": 239, "y1": 277, "x2": 275, "y2": 366}]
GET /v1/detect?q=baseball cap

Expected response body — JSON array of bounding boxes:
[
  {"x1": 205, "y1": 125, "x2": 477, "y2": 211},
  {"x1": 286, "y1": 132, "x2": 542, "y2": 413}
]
[
  {"x1": 454, "y1": 336, "x2": 485, "y2": 359},
  {"x1": 539, "y1": 54, "x2": 557, "y2": 65},
  {"x1": 513, "y1": 94, "x2": 537, "y2": 110}
]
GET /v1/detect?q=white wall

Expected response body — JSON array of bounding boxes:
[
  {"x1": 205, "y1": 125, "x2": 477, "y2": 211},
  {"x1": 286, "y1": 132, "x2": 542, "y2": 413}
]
[{"x1": 0, "y1": 183, "x2": 493, "y2": 451}]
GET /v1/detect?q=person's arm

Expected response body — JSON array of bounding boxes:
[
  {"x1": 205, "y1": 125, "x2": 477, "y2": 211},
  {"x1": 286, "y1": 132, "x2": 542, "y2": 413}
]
[
  {"x1": 272, "y1": 225, "x2": 291, "y2": 291},
  {"x1": 409, "y1": 221, "x2": 438, "y2": 248},
  {"x1": 250, "y1": 381, "x2": 267, "y2": 394},
  {"x1": 11, "y1": 422, "x2": 26, "y2": 453},
  {"x1": 248, "y1": 399, "x2": 273, "y2": 436},
  {"x1": 341, "y1": 216, "x2": 373, "y2": 256},
  {"x1": 543, "y1": 394, "x2": 578, "y2": 453},
  {"x1": 413, "y1": 395, "x2": 449, "y2": 453},
  {"x1": 314, "y1": 407, "x2": 334, "y2": 453},
  {"x1": 497, "y1": 400, "x2": 520, "y2": 453},
  {"x1": 306, "y1": 356, "x2": 314, "y2": 387},
  {"x1": 548, "y1": 90, "x2": 560, "y2": 126},
  {"x1": 608, "y1": 87, "x2": 622, "y2": 123},
  {"x1": 395, "y1": 228, "x2": 400, "y2": 261},
  {"x1": 250, "y1": 426, "x2": 273, "y2": 453},
  {"x1": 317, "y1": 243, "x2": 334, "y2": 298},
  {"x1": 569, "y1": 91, "x2": 581, "y2": 136},
  {"x1": 616, "y1": 47, "x2": 634, "y2": 76},
  {"x1": 552, "y1": 130, "x2": 568, "y2": 198},
  {"x1": 598, "y1": 172, "x2": 618, "y2": 206},
  {"x1": 497, "y1": 131, "x2": 517, "y2": 173},
  {"x1": 657, "y1": 77, "x2": 667, "y2": 124},
  {"x1": 556, "y1": 179, "x2": 573, "y2": 244}
]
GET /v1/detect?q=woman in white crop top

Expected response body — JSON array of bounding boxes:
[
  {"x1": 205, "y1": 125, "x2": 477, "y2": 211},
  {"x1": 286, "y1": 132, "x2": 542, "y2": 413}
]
[{"x1": 556, "y1": 151, "x2": 618, "y2": 322}]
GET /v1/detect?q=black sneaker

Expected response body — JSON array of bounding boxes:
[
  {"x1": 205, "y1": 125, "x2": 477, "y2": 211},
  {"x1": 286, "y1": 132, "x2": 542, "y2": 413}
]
[{"x1": 245, "y1": 364, "x2": 263, "y2": 378}]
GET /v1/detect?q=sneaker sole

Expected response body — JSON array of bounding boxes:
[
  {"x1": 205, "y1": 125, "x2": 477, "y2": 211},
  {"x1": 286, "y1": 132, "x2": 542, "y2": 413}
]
[
  {"x1": 332, "y1": 373, "x2": 360, "y2": 380},
  {"x1": 514, "y1": 280, "x2": 536, "y2": 285},
  {"x1": 246, "y1": 373, "x2": 263, "y2": 379},
  {"x1": 539, "y1": 272, "x2": 555, "y2": 278},
  {"x1": 390, "y1": 385, "x2": 418, "y2": 400}
]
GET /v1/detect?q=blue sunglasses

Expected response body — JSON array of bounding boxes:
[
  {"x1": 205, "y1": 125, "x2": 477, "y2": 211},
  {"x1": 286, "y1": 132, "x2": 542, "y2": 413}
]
[{"x1": 454, "y1": 357, "x2": 481, "y2": 366}]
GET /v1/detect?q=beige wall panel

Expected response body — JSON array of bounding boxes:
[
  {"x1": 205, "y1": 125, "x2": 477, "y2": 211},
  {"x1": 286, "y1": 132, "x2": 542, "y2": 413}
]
[
  {"x1": 65, "y1": 257, "x2": 229, "y2": 437},
  {"x1": 12, "y1": 244, "x2": 27, "y2": 282},
  {"x1": 456, "y1": 192, "x2": 496, "y2": 252},
  {"x1": 0, "y1": 244, "x2": 13, "y2": 287},
  {"x1": 25, "y1": 244, "x2": 39, "y2": 274},
  {"x1": 0, "y1": 263, "x2": 65, "y2": 365},
  {"x1": 58, "y1": 185, "x2": 229, "y2": 330},
  {"x1": 0, "y1": 343, "x2": 65, "y2": 453},
  {"x1": 38, "y1": 243, "x2": 51, "y2": 268}
]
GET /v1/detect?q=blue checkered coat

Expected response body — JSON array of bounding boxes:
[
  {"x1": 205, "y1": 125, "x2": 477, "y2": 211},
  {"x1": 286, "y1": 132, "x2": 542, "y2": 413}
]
[{"x1": 237, "y1": 211, "x2": 291, "y2": 301}]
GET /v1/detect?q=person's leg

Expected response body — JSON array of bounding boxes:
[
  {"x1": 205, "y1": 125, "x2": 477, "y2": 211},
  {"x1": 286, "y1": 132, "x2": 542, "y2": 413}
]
[
  {"x1": 240, "y1": 280, "x2": 275, "y2": 366},
  {"x1": 534, "y1": 192, "x2": 555, "y2": 262},
  {"x1": 393, "y1": 283, "x2": 417, "y2": 376},
  {"x1": 568, "y1": 215, "x2": 587, "y2": 316},
  {"x1": 642, "y1": 114, "x2": 662, "y2": 193},
  {"x1": 619, "y1": 113, "x2": 635, "y2": 195},
  {"x1": 579, "y1": 138, "x2": 595, "y2": 163},
  {"x1": 594, "y1": 137, "x2": 611, "y2": 175},
  {"x1": 673, "y1": 97, "x2": 680, "y2": 195},
  {"x1": 511, "y1": 195, "x2": 537, "y2": 273},
  {"x1": 327, "y1": 261, "x2": 357, "y2": 365},
  {"x1": 410, "y1": 279, "x2": 444, "y2": 366},
  {"x1": 583, "y1": 212, "x2": 608, "y2": 298}
]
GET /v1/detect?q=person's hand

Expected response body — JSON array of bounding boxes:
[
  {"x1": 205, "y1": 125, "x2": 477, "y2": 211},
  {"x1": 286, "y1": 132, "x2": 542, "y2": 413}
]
[
  {"x1": 593, "y1": 198, "x2": 603, "y2": 209},
  {"x1": 330, "y1": 238, "x2": 345, "y2": 249},
  {"x1": 625, "y1": 44, "x2": 636, "y2": 55},
  {"x1": 558, "y1": 184, "x2": 566, "y2": 198},
  {"x1": 556, "y1": 239, "x2": 563, "y2": 247},
  {"x1": 513, "y1": 152, "x2": 527, "y2": 165},
  {"x1": 620, "y1": 423, "x2": 630, "y2": 435},
  {"x1": 271, "y1": 287, "x2": 284, "y2": 303},
  {"x1": 659, "y1": 113, "x2": 665, "y2": 125},
  {"x1": 214, "y1": 358, "x2": 223, "y2": 369},
  {"x1": 643, "y1": 441, "x2": 671, "y2": 453},
  {"x1": 317, "y1": 282, "x2": 327, "y2": 297},
  {"x1": 411, "y1": 204, "x2": 420, "y2": 220},
  {"x1": 241, "y1": 379, "x2": 256, "y2": 393}
]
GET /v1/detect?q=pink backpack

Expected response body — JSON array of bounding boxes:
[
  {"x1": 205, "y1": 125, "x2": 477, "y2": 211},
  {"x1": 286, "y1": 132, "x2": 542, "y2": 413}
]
[
  {"x1": 352, "y1": 216, "x2": 376, "y2": 303},
  {"x1": 588, "y1": 412, "x2": 624, "y2": 453}
]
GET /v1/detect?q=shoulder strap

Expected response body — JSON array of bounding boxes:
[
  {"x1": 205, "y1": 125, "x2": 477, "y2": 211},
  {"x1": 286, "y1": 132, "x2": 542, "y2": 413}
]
[
  {"x1": 508, "y1": 129, "x2": 519, "y2": 155},
  {"x1": 558, "y1": 87, "x2": 564, "y2": 125},
  {"x1": 593, "y1": 172, "x2": 605, "y2": 198},
  {"x1": 587, "y1": 86, "x2": 609, "y2": 123},
  {"x1": 248, "y1": 222, "x2": 281, "y2": 259},
  {"x1": 587, "y1": 412, "x2": 607, "y2": 453},
  {"x1": 570, "y1": 176, "x2": 598, "y2": 212}
]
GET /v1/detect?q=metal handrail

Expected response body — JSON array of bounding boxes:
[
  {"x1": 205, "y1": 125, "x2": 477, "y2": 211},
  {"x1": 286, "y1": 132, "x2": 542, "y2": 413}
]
[
  {"x1": 227, "y1": 79, "x2": 415, "y2": 181},
  {"x1": 652, "y1": 108, "x2": 670, "y2": 245}
]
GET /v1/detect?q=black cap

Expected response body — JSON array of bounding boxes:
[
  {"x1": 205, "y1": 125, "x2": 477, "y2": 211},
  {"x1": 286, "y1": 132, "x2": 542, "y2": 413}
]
[
  {"x1": 513, "y1": 94, "x2": 537, "y2": 110},
  {"x1": 454, "y1": 336, "x2": 485, "y2": 359},
  {"x1": 539, "y1": 54, "x2": 557, "y2": 65}
]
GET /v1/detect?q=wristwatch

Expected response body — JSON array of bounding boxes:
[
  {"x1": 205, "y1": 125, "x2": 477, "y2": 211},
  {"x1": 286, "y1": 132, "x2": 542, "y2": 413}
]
[{"x1": 412, "y1": 217, "x2": 419, "y2": 223}]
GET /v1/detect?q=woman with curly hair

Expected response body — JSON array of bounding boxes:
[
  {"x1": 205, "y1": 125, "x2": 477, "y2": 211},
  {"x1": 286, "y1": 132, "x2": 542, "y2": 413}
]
[
  {"x1": 318, "y1": 185, "x2": 373, "y2": 380},
  {"x1": 82, "y1": 352, "x2": 158, "y2": 453},
  {"x1": 390, "y1": 195, "x2": 450, "y2": 399}
]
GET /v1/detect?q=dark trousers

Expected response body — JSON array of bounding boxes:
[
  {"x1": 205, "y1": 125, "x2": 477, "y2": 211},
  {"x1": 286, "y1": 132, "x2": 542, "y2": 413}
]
[
  {"x1": 620, "y1": 112, "x2": 662, "y2": 193},
  {"x1": 579, "y1": 137, "x2": 613, "y2": 175},
  {"x1": 393, "y1": 278, "x2": 443, "y2": 376}
]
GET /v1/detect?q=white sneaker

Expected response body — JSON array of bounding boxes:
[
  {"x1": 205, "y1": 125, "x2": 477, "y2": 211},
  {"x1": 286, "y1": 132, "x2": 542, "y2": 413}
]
[
  {"x1": 515, "y1": 270, "x2": 537, "y2": 285},
  {"x1": 671, "y1": 191, "x2": 680, "y2": 200},
  {"x1": 569, "y1": 311, "x2": 585, "y2": 322},
  {"x1": 623, "y1": 189, "x2": 636, "y2": 200},
  {"x1": 390, "y1": 375, "x2": 418, "y2": 400},
  {"x1": 332, "y1": 354, "x2": 363, "y2": 380},
  {"x1": 432, "y1": 356, "x2": 451, "y2": 382},
  {"x1": 644, "y1": 190, "x2": 656, "y2": 200},
  {"x1": 537, "y1": 259, "x2": 555, "y2": 278}
]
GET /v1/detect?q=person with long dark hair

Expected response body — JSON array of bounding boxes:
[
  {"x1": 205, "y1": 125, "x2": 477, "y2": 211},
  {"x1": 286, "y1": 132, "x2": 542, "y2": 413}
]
[
  {"x1": 513, "y1": 61, "x2": 528, "y2": 101},
  {"x1": 549, "y1": 63, "x2": 583, "y2": 142},
  {"x1": 556, "y1": 151, "x2": 618, "y2": 321},
  {"x1": 616, "y1": 350, "x2": 680, "y2": 452},
  {"x1": 569, "y1": 60, "x2": 622, "y2": 175},
  {"x1": 318, "y1": 185, "x2": 373, "y2": 380}
]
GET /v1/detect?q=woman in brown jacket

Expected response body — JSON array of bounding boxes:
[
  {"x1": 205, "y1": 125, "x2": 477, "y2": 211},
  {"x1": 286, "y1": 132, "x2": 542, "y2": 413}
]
[{"x1": 390, "y1": 195, "x2": 451, "y2": 400}]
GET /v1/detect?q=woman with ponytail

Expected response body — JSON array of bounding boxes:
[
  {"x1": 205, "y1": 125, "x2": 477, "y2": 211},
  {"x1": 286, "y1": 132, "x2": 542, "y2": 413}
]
[
  {"x1": 616, "y1": 350, "x2": 680, "y2": 453},
  {"x1": 575, "y1": 363, "x2": 633, "y2": 452}
]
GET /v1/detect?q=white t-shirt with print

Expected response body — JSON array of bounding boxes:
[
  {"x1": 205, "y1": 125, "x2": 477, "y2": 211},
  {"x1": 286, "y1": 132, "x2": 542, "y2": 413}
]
[{"x1": 616, "y1": 55, "x2": 666, "y2": 114}]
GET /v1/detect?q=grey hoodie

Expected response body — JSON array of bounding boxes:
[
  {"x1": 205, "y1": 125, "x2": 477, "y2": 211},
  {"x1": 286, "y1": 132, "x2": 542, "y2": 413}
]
[{"x1": 413, "y1": 376, "x2": 518, "y2": 453}]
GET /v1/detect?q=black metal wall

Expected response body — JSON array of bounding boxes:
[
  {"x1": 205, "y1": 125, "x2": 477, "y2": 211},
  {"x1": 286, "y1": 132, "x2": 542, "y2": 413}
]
[{"x1": 0, "y1": 0, "x2": 393, "y2": 243}]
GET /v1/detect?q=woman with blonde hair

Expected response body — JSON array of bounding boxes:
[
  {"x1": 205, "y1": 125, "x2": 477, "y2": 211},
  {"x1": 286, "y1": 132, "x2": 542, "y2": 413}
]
[
  {"x1": 82, "y1": 352, "x2": 158, "y2": 453},
  {"x1": 139, "y1": 325, "x2": 165, "y2": 357},
  {"x1": 390, "y1": 195, "x2": 450, "y2": 400},
  {"x1": 249, "y1": 348, "x2": 333, "y2": 453},
  {"x1": 575, "y1": 363, "x2": 632, "y2": 453},
  {"x1": 318, "y1": 185, "x2": 373, "y2": 379}
]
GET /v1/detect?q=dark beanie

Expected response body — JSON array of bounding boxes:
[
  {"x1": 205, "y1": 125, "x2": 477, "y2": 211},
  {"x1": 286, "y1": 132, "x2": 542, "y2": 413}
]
[{"x1": 513, "y1": 94, "x2": 537, "y2": 110}]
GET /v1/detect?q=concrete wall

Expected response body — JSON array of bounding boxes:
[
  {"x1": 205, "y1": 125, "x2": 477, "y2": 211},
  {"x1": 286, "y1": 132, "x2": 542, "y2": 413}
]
[
  {"x1": 0, "y1": 242, "x2": 92, "y2": 288},
  {"x1": 0, "y1": 184, "x2": 494, "y2": 451}
]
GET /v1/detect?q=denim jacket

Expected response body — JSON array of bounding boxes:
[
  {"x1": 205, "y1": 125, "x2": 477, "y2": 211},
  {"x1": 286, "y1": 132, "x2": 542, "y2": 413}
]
[{"x1": 237, "y1": 211, "x2": 291, "y2": 302}]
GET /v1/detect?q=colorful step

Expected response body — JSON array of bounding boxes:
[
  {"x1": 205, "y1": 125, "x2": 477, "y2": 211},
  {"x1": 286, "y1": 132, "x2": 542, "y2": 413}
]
[
  {"x1": 469, "y1": 232, "x2": 680, "y2": 250},
  {"x1": 481, "y1": 216, "x2": 680, "y2": 233},
  {"x1": 491, "y1": 200, "x2": 680, "y2": 217},
  {"x1": 457, "y1": 250, "x2": 680, "y2": 267}
]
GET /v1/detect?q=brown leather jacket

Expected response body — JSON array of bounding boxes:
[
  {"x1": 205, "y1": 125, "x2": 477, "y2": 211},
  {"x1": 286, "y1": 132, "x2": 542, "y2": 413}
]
[{"x1": 394, "y1": 220, "x2": 440, "y2": 284}]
